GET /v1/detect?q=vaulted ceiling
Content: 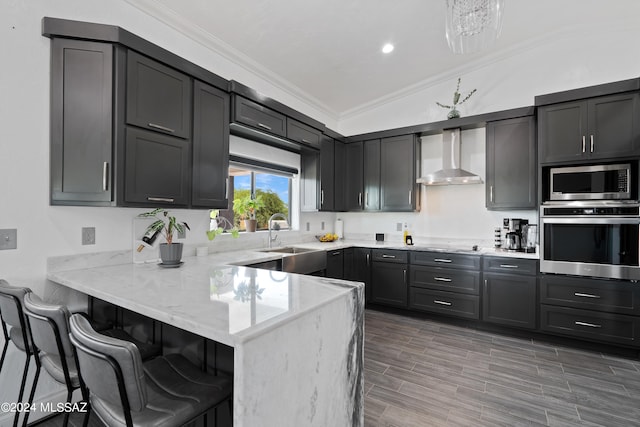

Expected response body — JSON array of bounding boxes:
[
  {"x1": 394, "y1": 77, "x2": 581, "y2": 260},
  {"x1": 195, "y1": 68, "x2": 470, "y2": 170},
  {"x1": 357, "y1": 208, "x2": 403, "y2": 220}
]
[{"x1": 126, "y1": 0, "x2": 638, "y2": 119}]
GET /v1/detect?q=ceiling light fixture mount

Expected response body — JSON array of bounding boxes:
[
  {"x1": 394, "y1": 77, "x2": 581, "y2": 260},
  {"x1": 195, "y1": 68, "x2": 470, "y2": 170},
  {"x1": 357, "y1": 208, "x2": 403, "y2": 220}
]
[{"x1": 445, "y1": 0, "x2": 505, "y2": 54}]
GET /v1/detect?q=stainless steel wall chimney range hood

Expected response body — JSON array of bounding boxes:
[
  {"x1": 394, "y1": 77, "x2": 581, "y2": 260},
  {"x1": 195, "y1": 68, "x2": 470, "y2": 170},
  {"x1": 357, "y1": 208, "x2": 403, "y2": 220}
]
[{"x1": 417, "y1": 128, "x2": 483, "y2": 186}]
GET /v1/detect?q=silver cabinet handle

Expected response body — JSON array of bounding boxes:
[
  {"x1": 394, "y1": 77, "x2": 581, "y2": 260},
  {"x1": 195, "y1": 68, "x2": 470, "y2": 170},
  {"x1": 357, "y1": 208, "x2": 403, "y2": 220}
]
[
  {"x1": 490, "y1": 185, "x2": 493, "y2": 202},
  {"x1": 102, "y1": 162, "x2": 109, "y2": 191},
  {"x1": 358, "y1": 192, "x2": 362, "y2": 207},
  {"x1": 321, "y1": 190, "x2": 324, "y2": 205},
  {"x1": 582, "y1": 135, "x2": 586, "y2": 153},
  {"x1": 147, "y1": 197, "x2": 174, "y2": 203},
  {"x1": 575, "y1": 321, "x2": 601, "y2": 328},
  {"x1": 590, "y1": 134, "x2": 594, "y2": 153},
  {"x1": 574, "y1": 292, "x2": 601, "y2": 299},
  {"x1": 257, "y1": 122, "x2": 272, "y2": 131},
  {"x1": 302, "y1": 138, "x2": 310, "y2": 144},
  {"x1": 409, "y1": 190, "x2": 412, "y2": 204},
  {"x1": 148, "y1": 123, "x2": 175, "y2": 133},
  {"x1": 434, "y1": 277, "x2": 452, "y2": 282},
  {"x1": 365, "y1": 191, "x2": 368, "y2": 207},
  {"x1": 434, "y1": 258, "x2": 452, "y2": 263},
  {"x1": 366, "y1": 253, "x2": 370, "y2": 266},
  {"x1": 434, "y1": 300, "x2": 452, "y2": 306},
  {"x1": 382, "y1": 254, "x2": 396, "y2": 259},
  {"x1": 403, "y1": 269, "x2": 407, "y2": 284},
  {"x1": 499, "y1": 264, "x2": 519, "y2": 269},
  {"x1": 225, "y1": 178, "x2": 229, "y2": 199},
  {"x1": 331, "y1": 251, "x2": 341, "y2": 256}
]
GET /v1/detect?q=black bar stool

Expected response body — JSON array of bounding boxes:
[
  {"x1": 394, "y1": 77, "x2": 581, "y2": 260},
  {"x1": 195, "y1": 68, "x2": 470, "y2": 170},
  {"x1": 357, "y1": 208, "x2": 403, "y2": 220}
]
[
  {"x1": 0, "y1": 280, "x2": 36, "y2": 427},
  {"x1": 68, "y1": 314, "x2": 233, "y2": 427}
]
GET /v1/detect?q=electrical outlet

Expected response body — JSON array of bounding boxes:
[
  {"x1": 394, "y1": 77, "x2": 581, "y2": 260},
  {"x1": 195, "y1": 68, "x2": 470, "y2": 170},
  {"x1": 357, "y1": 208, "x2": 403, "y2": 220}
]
[
  {"x1": 321, "y1": 221, "x2": 325, "y2": 230},
  {"x1": 82, "y1": 227, "x2": 95, "y2": 245},
  {"x1": 396, "y1": 222, "x2": 402, "y2": 232},
  {"x1": 306, "y1": 222, "x2": 310, "y2": 232},
  {"x1": 0, "y1": 229, "x2": 17, "y2": 250},
  {"x1": 178, "y1": 228, "x2": 186, "y2": 239}
]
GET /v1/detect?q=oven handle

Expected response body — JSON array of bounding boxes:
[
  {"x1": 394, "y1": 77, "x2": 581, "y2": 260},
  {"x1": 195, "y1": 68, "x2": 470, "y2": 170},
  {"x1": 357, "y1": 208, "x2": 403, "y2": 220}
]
[{"x1": 541, "y1": 217, "x2": 640, "y2": 225}]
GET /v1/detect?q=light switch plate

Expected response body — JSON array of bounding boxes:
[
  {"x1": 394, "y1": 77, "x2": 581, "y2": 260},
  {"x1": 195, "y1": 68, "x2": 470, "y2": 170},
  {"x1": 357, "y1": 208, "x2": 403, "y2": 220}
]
[
  {"x1": 0, "y1": 229, "x2": 17, "y2": 250},
  {"x1": 82, "y1": 227, "x2": 95, "y2": 245}
]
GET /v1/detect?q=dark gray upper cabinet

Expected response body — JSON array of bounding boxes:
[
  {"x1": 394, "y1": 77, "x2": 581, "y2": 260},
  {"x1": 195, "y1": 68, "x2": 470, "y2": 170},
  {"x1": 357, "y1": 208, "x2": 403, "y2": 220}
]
[
  {"x1": 287, "y1": 118, "x2": 322, "y2": 149},
  {"x1": 319, "y1": 136, "x2": 335, "y2": 211},
  {"x1": 486, "y1": 116, "x2": 536, "y2": 210},
  {"x1": 538, "y1": 93, "x2": 640, "y2": 164},
  {"x1": 233, "y1": 95, "x2": 287, "y2": 137},
  {"x1": 300, "y1": 148, "x2": 320, "y2": 212},
  {"x1": 333, "y1": 141, "x2": 346, "y2": 211},
  {"x1": 380, "y1": 134, "x2": 418, "y2": 211},
  {"x1": 345, "y1": 142, "x2": 364, "y2": 211},
  {"x1": 363, "y1": 139, "x2": 381, "y2": 211},
  {"x1": 50, "y1": 39, "x2": 114, "y2": 205},
  {"x1": 192, "y1": 81, "x2": 230, "y2": 208},
  {"x1": 124, "y1": 127, "x2": 190, "y2": 206},
  {"x1": 126, "y1": 51, "x2": 192, "y2": 139}
]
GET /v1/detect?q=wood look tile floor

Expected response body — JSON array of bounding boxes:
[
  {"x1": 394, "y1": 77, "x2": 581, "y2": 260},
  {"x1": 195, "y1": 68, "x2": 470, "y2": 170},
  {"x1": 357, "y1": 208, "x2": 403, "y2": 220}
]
[{"x1": 364, "y1": 309, "x2": 640, "y2": 427}]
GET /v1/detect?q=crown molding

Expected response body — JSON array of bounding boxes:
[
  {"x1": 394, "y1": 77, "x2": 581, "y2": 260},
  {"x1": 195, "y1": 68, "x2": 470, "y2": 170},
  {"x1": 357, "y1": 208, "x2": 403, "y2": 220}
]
[{"x1": 123, "y1": 0, "x2": 339, "y2": 122}]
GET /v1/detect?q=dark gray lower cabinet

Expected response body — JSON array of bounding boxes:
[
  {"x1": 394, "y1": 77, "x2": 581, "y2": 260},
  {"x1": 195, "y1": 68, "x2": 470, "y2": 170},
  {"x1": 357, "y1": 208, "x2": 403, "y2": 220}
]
[
  {"x1": 410, "y1": 288, "x2": 479, "y2": 320},
  {"x1": 370, "y1": 250, "x2": 408, "y2": 308},
  {"x1": 124, "y1": 127, "x2": 190, "y2": 206},
  {"x1": 347, "y1": 248, "x2": 371, "y2": 303},
  {"x1": 325, "y1": 249, "x2": 344, "y2": 279},
  {"x1": 483, "y1": 273, "x2": 537, "y2": 329},
  {"x1": 50, "y1": 38, "x2": 114, "y2": 205}
]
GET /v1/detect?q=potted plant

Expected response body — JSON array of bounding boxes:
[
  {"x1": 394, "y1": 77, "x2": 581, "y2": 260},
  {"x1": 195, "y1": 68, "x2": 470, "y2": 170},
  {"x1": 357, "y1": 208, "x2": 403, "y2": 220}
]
[
  {"x1": 138, "y1": 208, "x2": 190, "y2": 265},
  {"x1": 233, "y1": 194, "x2": 264, "y2": 232}
]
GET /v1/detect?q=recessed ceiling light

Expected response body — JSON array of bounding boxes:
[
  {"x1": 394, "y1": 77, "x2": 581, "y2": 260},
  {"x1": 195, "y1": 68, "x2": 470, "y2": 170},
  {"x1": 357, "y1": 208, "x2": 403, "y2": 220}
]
[{"x1": 382, "y1": 43, "x2": 394, "y2": 54}]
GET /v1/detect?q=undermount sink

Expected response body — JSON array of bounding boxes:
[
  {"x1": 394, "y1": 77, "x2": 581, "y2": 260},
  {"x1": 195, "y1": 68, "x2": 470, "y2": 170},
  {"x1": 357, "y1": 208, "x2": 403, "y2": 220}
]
[{"x1": 256, "y1": 247, "x2": 326, "y2": 274}]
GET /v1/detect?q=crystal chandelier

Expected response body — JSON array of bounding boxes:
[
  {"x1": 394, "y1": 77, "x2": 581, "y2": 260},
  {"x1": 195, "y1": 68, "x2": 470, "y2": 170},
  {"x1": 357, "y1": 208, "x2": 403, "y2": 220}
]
[{"x1": 445, "y1": 0, "x2": 505, "y2": 54}]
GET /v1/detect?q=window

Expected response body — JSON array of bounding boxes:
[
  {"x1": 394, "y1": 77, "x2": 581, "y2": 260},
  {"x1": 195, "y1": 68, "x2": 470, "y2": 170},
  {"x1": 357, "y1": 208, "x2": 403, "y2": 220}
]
[{"x1": 216, "y1": 159, "x2": 294, "y2": 232}]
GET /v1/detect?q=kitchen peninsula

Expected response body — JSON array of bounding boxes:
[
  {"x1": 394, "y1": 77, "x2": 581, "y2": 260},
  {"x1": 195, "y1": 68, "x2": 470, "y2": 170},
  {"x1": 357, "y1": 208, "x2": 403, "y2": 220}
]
[{"x1": 47, "y1": 256, "x2": 364, "y2": 427}]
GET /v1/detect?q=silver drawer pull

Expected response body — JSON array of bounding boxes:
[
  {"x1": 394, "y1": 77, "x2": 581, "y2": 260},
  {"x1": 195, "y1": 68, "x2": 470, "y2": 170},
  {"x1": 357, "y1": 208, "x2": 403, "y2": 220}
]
[
  {"x1": 434, "y1": 277, "x2": 452, "y2": 282},
  {"x1": 302, "y1": 138, "x2": 310, "y2": 143},
  {"x1": 102, "y1": 162, "x2": 109, "y2": 191},
  {"x1": 331, "y1": 251, "x2": 341, "y2": 256},
  {"x1": 434, "y1": 258, "x2": 452, "y2": 263},
  {"x1": 574, "y1": 292, "x2": 601, "y2": 299},
  {"x1": 434, "y1": 300, "x2": 452, "y2": 306},
  {"x1": 257, "y1": 122, "x2": 272, "y2": 131},
  {"x1": 382, "y1": 254, "x2": 396, "y2": 259},
  {"x1": 575, "y1": 321, "x2": 601, "y2": 328},
  {"x1": 499, "y1": 264, "x2": 519, "y2": 269},
  {"x1": 147, "y1": 197, "x2": 174, "y2": 203},
  {"x1": 148, "y1": 123, "x2": 175, "y2": 133}
]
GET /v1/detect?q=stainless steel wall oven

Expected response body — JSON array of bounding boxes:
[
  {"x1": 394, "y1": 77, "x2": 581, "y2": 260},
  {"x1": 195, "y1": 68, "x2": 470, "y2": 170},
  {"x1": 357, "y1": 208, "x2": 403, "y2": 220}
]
[{"x1": 540, "y1": 203, "x2": 640, "y2": 280}]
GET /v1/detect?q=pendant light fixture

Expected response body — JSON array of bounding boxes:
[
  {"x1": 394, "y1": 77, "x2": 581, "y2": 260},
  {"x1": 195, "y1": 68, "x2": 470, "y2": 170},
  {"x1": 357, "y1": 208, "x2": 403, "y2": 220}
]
[{"x1": 445, "y1": 0, "x2": 505, "y2": 54}]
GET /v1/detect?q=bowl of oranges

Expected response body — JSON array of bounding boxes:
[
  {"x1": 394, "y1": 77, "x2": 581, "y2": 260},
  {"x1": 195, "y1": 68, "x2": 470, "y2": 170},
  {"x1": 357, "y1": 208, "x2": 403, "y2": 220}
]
[{"x1": 316, "y1": 233, "x2": 339, "y2": 242}]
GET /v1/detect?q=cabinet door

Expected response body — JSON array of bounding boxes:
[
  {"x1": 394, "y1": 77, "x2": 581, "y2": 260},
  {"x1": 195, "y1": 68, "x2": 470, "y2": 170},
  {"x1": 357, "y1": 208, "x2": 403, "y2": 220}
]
[
  {"x1": 345, "y1": 142, "x2": 364, "y2": 211},
  {"x1": 325, "y1": 249, "x2": 344, "y2": 279},
  {"x1": 300, "y1": 148, "x2": 320, "y2": 211},
  {"x1": 483, "y1": 273, "x2": 537, "y2": 329},
  {"x1": 538, "y1": 101, "x2": 587, "y2": 164},
  {"x1": 380, "y1": 134, "x2": 417, "y2": 211},
  {"x1": 588, "y1": 93, "x2": 640, "y2": 159},
  {"x1": 126, "y1": 51, "x2": 191, "y2": 139},
  {"x1": 124, "y1": 127, "x2": 190, "y2": 206},
  {"x1": 363, "y1": 139, "x2": 380, "y2": 211},
  {"x1": 333, "y1": 141, "x2": 346, "y2": 211},
  {"x1": 192, "y1": 81, "x2": 230, "y2": 208},
  {"x1": 370, "y1": 262, "x2": 408, "y2": 307},
  {"x1": 486, "y1": 117, "x2": 536, "y2": 210},
  {"x1": 50, "y1": 39, "x2": 113, "y2": 205},
  {"x1": 233, "y1": 96, "x2": 286, "y2": 137},
  {"x1": 348, "y1": 248, "x2": 371, "y2": 302},
  {"x1": 320, "y1": 136, "x2": 335, "y2": 211},
  {"x1": 287, "y1": 118, "x2": 322, "y2": 149}
]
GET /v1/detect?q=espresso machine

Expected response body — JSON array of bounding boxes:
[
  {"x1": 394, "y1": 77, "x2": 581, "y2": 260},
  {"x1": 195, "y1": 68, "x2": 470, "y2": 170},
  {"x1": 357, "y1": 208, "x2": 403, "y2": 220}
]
[{"x1": 503, "y1": 218, "x2": 528, "y2": 251}]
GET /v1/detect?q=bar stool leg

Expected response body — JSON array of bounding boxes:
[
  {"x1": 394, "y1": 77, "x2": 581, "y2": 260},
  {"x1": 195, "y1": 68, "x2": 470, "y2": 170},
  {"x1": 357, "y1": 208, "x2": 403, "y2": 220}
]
[
  {"x1": 13, "y1": 353, "x2": 31, "y2": 427},
  {"x1": 21, "y1": 352, "x2": 41, "y2": 427}
]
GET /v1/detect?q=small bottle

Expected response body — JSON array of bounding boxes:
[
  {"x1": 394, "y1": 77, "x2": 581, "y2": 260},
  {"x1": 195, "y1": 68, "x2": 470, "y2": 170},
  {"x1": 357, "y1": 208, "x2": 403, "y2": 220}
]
[
  {"x1": 403, "y1": 223, "x2": 408, "y2": 244},
  {"x1": 137, "y1": 228, "x2": 160, "y2": 252}
]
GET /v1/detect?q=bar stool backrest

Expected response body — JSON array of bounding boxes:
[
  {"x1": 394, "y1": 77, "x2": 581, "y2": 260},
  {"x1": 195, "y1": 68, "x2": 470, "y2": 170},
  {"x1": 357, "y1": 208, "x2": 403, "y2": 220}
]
[
  {"x1": 23, "y1": 293, "x2": 74, "y2": 359},
  {"x1": 0, "y1": 279, "x2": 31, "y2": 329},
  {"x1": 68, "y1": 314, "x2": 148, "y2": 412}
]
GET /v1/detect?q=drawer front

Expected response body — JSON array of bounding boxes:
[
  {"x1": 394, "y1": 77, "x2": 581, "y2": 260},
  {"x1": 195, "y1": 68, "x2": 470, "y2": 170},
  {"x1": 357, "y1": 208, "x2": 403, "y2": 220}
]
[
  {"x1": 234, "y1": 96, "x2": 286, "y2": 137},
  {"x1": 540, "y1": 275, "x2": 640, "y2": 315},
  {"x1": 410, "y1": 266, "x2": 480, "y2": 295},
  {"x1": 540, "y1": 305, "x2": 640, "y2": 347},
  {"x1": 287, "y1": 118, "x2": 322, "y2": 148},
  {"x1": 409, "y1": 288, "x2": 479, "y2": 320},
  {"x1": 410, "y1": 251, "x2": 480, "y2": 270},
  {"x1": 482, "y1": 256, "x2": 538, "y2": 276},
  {"x1": 372, "y1": 249, "x2": 408, "y2": 264}
]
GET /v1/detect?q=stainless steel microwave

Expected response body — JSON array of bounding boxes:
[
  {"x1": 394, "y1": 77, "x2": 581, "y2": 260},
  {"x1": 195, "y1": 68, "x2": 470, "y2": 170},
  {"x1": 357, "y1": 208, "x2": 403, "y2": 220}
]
[{"x1": 549, "y1": 163, "x2": 631, "y2": 201}]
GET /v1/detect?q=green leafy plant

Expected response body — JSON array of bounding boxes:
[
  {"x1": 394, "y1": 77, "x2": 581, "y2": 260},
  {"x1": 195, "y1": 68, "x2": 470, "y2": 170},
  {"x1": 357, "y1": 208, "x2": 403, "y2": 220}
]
[
  {"x1": 232, "y1": 194, "x2": 264, "y2": 220},
  {"x1": 436, "y1": 77, "x2": 477, "y2": 119},
  {"x1": 138, "y1": 208, "x2": 190, "y2": 245},
  {"x1": 207, "y1": 210, "x2": 240, "y2": 241}
]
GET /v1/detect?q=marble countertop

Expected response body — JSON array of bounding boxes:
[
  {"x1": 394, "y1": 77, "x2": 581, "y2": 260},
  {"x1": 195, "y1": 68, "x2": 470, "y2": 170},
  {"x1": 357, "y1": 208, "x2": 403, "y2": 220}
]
[{"x1": 48, "y1": 260, "x2": 362, "y2": 347}]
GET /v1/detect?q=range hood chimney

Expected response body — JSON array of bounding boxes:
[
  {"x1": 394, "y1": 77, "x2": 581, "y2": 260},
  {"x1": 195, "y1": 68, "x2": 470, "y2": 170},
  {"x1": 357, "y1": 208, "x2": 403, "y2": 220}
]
[{"x1": 417, "y1": 128, "x2": 483, "y2": 186}]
